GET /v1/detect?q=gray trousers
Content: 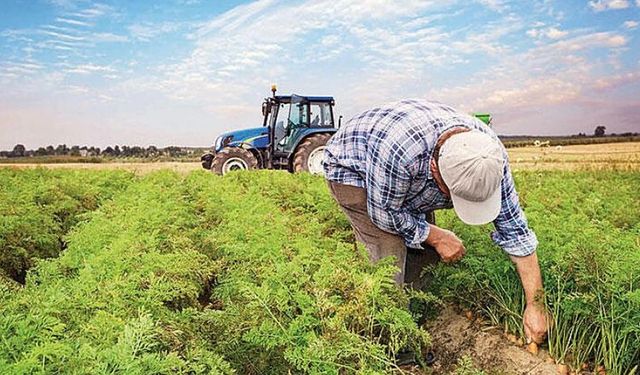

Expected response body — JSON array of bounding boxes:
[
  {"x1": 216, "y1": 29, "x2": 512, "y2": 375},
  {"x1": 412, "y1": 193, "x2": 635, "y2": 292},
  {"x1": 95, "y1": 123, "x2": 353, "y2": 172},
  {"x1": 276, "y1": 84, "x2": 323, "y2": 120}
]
[{"x1": 328, "y1": 181, "x2": 440, "y2": 286}]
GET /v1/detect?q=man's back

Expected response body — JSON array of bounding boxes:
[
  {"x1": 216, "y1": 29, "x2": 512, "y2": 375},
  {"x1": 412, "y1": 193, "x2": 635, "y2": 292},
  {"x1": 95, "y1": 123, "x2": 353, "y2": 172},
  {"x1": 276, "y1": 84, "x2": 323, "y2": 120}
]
[{"x1": 323, "y1": 99, "x2": 497, "y2": 189}]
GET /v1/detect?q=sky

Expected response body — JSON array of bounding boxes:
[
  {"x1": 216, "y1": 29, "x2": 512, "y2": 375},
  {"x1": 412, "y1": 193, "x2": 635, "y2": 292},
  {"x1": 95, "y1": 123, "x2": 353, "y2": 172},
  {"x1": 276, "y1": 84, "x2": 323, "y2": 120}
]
[{"x1": 1, "y1": 0, "x2": 639, "y2": 149}]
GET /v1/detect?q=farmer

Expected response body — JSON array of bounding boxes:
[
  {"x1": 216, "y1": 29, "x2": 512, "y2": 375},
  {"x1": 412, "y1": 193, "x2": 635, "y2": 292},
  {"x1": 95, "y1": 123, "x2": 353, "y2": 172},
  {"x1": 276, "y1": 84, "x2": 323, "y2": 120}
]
[{"x1": 323, "y1": 99, "x2": 547, "y2": 346}]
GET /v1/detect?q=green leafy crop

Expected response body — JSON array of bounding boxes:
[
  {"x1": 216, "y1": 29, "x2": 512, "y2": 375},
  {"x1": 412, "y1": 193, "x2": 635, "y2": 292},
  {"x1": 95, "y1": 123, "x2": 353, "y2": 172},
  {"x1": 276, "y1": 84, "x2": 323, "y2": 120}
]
[
  {"x1": 428, "y1": 171, "x2": 640, "y2": 374},
  {"x1": 0, "y1": 170, "x2": 432, "y2": 374}
]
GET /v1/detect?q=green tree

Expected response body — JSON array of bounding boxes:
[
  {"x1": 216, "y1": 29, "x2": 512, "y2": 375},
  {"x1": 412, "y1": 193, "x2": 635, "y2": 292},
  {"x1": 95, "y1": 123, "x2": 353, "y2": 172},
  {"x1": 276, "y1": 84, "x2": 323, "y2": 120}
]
[{"x1": 11, "y1": 144, "x2": 26, "y2": 157}]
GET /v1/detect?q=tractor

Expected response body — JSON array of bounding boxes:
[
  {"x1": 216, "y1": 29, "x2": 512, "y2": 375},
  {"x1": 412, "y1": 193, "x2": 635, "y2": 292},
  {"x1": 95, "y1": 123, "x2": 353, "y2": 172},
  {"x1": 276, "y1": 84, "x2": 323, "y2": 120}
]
[
  {"x1": 201, "y1": 86, "x2": 340, "y2": 175},
  {"x1": 201, "y1": 86, "x2": 493, "y2": 175}
]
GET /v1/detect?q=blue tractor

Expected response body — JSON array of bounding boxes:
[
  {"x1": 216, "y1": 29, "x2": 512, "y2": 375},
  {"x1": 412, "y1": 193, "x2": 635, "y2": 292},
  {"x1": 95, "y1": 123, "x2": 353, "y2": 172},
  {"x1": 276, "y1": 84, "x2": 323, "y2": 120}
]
[{"x1": 201, "y1": 86, "x2": 341, "y2": 175}]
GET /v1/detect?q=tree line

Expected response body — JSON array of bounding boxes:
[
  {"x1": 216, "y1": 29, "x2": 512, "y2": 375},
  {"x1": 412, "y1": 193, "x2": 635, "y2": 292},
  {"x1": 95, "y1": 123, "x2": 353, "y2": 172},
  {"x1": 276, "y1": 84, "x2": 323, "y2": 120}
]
[{"x1": 0, "y1": 144, "x2": 194, "y2": 158}]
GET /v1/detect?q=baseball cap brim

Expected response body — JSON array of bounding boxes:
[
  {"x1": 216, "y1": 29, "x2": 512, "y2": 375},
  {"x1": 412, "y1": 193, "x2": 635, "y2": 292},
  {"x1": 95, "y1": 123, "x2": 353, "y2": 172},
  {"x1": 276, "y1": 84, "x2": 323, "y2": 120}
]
[{"x1": 450, "y1": 186, "x2": 502, "y2": 225}]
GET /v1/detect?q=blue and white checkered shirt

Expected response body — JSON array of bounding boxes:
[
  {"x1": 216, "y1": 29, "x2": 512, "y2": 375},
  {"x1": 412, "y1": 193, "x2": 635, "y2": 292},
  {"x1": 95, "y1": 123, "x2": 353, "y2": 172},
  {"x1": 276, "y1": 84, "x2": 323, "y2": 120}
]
[{"x1": 323, "y1": 99, "x2": 537, "y2": 257}]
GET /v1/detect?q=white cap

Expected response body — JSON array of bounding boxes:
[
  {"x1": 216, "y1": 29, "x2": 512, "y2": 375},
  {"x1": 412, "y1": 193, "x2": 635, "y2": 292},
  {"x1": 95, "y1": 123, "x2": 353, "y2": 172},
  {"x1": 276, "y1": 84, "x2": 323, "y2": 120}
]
[{"x1": 438, "y1": 130, "x2": 505, "y2": 225}]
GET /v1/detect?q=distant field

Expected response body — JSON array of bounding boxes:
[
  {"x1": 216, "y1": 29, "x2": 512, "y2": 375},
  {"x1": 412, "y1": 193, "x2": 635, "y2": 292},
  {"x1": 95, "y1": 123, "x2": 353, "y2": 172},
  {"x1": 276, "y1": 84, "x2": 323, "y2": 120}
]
[
  {"x1": 509, "y1": 141, "x2": 640, "y2": 170},
  {"x1": 0, "y1": 161, "x2": 202, "y2": 174},
  {"x1": 2, "y1": 141, "x2": 639, "y2": 173},
  {"x1": 500, "y1": 135, "x2": 640, "y2": 148},
  {"x1": 0, "y1": 155, "x2": 201, "y2": 164}
]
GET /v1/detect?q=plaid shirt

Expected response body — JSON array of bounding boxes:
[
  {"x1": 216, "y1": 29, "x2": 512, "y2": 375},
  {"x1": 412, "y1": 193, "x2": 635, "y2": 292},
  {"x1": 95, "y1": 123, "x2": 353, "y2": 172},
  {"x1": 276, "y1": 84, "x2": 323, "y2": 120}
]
[{"x1": 323, "y1": 99, "x2": 537, "y2": 257}]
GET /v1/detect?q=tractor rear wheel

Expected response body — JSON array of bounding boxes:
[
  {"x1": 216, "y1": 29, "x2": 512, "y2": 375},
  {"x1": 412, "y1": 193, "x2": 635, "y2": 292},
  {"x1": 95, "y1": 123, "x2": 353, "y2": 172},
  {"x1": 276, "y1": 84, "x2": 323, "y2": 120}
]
[
  {"x1": 211, "y1": 147, "x2": 258, "y2": 175},
  {"x1": 292, "y1": 133, "x2": 332, "y2": 175}
]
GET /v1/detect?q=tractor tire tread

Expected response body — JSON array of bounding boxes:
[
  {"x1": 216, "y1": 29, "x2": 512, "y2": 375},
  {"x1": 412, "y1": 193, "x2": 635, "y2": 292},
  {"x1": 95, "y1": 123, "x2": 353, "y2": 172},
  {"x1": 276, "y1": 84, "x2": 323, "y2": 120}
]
[
  {"x1": 211, "y1": 147, "x2": 258, "y2": 175},
  {"x1": 293, "y1": 133, "x2": 332, "y2": 173}
]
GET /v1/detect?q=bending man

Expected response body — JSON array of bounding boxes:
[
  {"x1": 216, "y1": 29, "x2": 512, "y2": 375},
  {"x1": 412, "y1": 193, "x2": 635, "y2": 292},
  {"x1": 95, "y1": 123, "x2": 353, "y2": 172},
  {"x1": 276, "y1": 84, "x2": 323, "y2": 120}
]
[{"x1": 323, "y1": 99, "x2": 547, "y2": 344}]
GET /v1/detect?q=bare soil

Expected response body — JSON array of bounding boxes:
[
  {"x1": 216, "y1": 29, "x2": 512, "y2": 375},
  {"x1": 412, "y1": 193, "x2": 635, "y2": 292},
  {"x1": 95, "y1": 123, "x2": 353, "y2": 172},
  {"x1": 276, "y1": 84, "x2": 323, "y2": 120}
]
[{"x1": 425, "y1": 306, "x2": 558, "y2": 375}]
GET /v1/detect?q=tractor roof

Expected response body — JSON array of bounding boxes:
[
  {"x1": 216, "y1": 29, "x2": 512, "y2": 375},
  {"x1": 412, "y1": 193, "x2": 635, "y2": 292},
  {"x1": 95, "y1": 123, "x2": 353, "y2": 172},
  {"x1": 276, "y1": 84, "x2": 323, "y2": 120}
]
[{"x1": 273, "y1": 95, "x2": 334, "y2": 103}]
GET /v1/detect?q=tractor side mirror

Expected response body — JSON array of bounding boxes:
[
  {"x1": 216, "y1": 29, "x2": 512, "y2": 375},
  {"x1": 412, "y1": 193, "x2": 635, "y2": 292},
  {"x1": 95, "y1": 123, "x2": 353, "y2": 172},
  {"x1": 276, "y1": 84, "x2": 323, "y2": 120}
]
[
  {"x1": 262, "y1": 102, "x2": 270, "y2": 117},
  {"x1": 338, "y1": 115, "x2": 343, "y2": 128}
]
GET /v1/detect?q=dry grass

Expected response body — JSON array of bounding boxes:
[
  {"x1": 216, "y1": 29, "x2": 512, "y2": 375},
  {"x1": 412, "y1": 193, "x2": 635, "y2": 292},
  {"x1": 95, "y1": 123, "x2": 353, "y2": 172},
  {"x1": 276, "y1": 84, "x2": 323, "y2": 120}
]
[
  {"x1": 1, "y1": 142, "x2": 639, "y2": 173},
  {"x1": 508, "y1": 141, "x2": 640, "y2": 171},
  {"x1": 0, "y1": 162, "x2": 202, "y2": 175}
]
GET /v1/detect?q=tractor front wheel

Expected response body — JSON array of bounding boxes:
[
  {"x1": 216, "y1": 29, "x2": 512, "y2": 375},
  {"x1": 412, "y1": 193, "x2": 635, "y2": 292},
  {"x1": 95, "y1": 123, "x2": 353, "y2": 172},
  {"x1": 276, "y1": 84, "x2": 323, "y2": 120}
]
[
  {"x1": 292, "y1": 133, "x2": 332, "y2": 175},
  {"x1": 211, "y1": 147, "x2": 258, "y2": 175}
]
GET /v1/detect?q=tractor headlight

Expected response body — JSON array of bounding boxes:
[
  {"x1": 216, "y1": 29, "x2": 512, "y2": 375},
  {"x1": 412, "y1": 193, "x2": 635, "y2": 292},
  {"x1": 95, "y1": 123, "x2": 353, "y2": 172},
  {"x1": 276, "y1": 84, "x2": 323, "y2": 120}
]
[{"x1": 214, "y1": 136, "x2": 223, "y2": 151}]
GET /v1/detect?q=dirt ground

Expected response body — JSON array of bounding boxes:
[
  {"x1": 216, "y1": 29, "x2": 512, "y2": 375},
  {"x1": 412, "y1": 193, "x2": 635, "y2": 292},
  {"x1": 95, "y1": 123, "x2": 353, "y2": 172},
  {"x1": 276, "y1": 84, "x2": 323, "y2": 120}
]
[
  {"x1": 2, "y1": 142, "x2": 638, "y2": 174},
  {"x1": 425, "y1": 307, "x2": 559, "y2": 375}
]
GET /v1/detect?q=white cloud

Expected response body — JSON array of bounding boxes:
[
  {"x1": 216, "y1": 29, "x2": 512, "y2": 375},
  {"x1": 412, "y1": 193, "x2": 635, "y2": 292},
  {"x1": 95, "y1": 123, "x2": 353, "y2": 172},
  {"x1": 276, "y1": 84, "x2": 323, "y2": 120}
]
[
  {"x1": 589, "y1": 0, "x2": 630, "y2": 11},
  {"x1": 593, "y1": 71, "x2": 640, "y2": 89},
  {"x1": 545, "y1": 27, "x2": 568, "y2": 39},
  {"x1": 623, "y1": 20, "x2": 638, "y2": 29},
  {"x1": 526, "y1": 27, "x2": 568, "y2": 39},
  {"x1": 65, "y1": 63, "x2": 116, "y2": 75},
  {"x1": 55, "y1": 17, "x2": 92, "y2": 27},
  {"x1": 0, "y1": 61, "x2": 44, "y2": 75},
  {"x1": 128, "y1": 22, "x2": 181, "y2": 41},
  {"x1": 40, "y1": 30, "x2": 85, "y2": 41},
  {"x1": 91, "y1": 32, "x2": 128, "y2": 43},
  {"x1": 68, "y1": 3, "x2": 113, "y2": 19},
  {"x1": 149, "y1": 0, "x2": 457, "y2": 110},
  {"x1": 428, "y1": 29, "x2": 634, "y2": 129},
  {"x1": 476, "y1": 0, "x2": 507, "y2": 11}
]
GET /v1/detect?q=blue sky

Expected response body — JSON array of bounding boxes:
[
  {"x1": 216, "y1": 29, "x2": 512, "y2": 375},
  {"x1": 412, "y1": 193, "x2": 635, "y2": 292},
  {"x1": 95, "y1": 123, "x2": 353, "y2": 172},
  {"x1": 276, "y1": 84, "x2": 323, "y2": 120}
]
[{"x1": 1, "y1": 0, "x2": 639, "y2": 149}]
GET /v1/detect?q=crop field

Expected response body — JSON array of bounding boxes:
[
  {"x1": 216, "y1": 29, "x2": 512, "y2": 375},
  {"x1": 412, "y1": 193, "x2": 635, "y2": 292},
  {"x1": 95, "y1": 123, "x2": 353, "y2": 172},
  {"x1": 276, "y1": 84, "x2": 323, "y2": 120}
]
[
  {"x1": 0, "y1": 154, "x2": 638, "y2": 374},
  {"x1": 3, "y1": 142, "x2": 639, "y2": 175}
]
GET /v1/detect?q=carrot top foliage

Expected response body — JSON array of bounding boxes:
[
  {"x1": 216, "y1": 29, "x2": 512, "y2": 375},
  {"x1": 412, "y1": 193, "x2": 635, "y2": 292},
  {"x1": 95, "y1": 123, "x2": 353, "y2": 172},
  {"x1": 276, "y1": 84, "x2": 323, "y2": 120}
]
[
  {"x1": 0, "y1": 169, "x2": 637, "y2": 374},
  {"x1": 0, "y1": 168, "x2": 134, "y2": 283},
  {"x1": 0, "y1": 170, "x2": 432, "y2": 374},
  {"x1": 429, "y1": 170, "x2": 640, "y2": 374}
]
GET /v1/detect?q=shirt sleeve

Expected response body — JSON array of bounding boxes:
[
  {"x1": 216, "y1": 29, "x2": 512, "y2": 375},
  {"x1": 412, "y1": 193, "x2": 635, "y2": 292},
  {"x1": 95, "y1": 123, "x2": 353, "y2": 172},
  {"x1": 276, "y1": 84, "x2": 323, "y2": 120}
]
[
  {"x1": 491, "y1": 159, "x2": 538, "y2": 256},
  {"x1": 365, "y1": 141, "x2": 430, "y2": 249}
]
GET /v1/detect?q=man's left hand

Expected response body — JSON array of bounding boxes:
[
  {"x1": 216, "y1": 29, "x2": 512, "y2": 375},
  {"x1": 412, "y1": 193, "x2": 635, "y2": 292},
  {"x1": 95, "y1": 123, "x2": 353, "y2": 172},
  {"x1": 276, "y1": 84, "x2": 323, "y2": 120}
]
[{"x1": 523, "y1": 303, "x2": 547, "y2": 344}]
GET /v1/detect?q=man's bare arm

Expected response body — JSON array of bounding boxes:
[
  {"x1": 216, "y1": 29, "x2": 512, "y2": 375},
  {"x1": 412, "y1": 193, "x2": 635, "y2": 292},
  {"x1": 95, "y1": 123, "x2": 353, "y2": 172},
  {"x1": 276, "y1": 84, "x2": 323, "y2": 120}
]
[{"x1": 510, "y1": 252, "x2": 547, "y2": 344}]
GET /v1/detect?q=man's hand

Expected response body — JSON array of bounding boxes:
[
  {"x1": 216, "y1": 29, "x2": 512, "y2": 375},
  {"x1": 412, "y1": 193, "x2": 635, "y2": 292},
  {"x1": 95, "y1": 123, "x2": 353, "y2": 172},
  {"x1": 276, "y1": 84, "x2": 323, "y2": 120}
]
[
  {"x1": 511, "y1": 252, "x2": 548, "y2": 344},
  {"x1": 425, "y1": 225, "x2": 465, "y2": 263},
  {"x1": 523, "y1": 303, "x2": 547, "y2": 344}
]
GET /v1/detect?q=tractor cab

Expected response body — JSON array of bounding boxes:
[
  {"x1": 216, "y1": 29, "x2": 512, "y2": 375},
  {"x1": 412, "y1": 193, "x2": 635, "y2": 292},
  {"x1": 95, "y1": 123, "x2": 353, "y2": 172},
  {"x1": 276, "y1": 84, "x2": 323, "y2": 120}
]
[
  {"x1": 202, "y1": 86, "x2": 340, "y2": 175},
  {"x1": 262, "y1": 90, "x2": 339, "y2": 170}
]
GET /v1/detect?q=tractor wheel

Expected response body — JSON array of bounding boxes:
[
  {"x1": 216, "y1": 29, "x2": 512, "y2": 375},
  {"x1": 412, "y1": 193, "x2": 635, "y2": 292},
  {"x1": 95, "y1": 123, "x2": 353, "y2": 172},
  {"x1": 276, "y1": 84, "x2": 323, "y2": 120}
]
[
  {"x1": 292, "y1": 133, "x2": 332, "y2": 175},
  {"x1": 211, "y1": 147, "x2": 258, "y2": 175}
]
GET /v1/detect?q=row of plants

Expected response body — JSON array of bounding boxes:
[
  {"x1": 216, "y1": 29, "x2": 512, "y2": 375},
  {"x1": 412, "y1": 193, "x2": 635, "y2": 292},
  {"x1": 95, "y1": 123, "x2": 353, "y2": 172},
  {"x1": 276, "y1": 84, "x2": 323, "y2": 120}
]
[
  {"x1": 2, "y1": 168, "x2": 637, "y2": 373},
  {"x1": 0, "y1": 168, "x2": 134, "y2": 283},
  {"x1": 0, "y1": 172, "x2": 233, "y2": 373},
  {"x1": 180, "y1": 171, "x2": 432, "y2": 373},
  {"x1": 0, "y1": 170, "x2": 432, "y2": 373},
  {"x1": 428, "y1": 170, "x2": 640, "y2": 374}
]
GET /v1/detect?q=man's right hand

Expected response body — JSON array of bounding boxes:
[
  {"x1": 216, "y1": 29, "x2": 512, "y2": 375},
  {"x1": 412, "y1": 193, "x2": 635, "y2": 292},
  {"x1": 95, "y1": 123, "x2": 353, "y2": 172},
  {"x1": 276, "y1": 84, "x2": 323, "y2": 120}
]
[{"x1": 425, "y1": 225, "x2": 466, "y2": 263}]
